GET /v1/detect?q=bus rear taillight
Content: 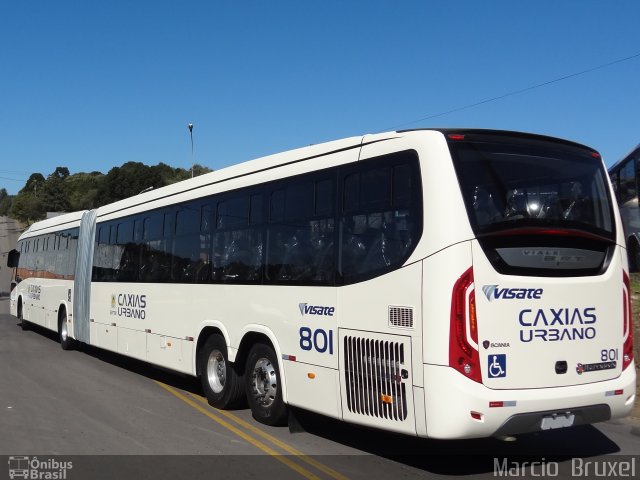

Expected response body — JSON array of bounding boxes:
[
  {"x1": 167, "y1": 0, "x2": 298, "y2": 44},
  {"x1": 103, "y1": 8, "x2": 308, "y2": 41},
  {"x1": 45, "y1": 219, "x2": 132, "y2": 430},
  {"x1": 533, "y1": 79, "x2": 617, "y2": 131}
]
[
  {"x1": 623, "y1": 271, "x2": 634, "y2": 370},
  {"x1": 449, "y1": 267, "x2": 481, "y2": 382}
]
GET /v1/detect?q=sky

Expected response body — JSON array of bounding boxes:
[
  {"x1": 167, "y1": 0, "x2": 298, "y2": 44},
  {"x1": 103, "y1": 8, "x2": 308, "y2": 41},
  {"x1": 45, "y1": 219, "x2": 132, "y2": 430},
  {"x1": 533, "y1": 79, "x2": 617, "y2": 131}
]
[{"x1": 1, "y1": 1, "x2": 639, "y2": 195}]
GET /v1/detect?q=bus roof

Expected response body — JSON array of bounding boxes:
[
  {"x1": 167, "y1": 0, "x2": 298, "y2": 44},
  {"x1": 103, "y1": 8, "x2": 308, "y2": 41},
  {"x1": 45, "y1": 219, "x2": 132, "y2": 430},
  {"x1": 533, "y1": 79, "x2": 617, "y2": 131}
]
[
  {"x1": 20, "y1": 210, "x2": 86, "y2": 239},
  {"x1": 607, "y1": 143, "x2": 640, "y2": 172}
]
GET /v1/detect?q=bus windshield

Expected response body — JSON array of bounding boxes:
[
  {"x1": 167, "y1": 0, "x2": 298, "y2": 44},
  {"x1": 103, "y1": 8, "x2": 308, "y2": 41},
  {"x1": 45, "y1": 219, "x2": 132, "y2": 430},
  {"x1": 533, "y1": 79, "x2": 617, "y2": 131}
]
[{"x1": 448, "y1": 135, "x2": 614, "y2": 239}]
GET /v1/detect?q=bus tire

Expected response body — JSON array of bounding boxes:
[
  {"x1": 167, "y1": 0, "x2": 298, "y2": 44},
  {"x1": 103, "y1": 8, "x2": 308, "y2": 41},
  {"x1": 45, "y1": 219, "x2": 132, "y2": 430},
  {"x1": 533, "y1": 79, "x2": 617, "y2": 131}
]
[
  {"x1": 199, "y1": 334, "x2": 244, "y2": 409},
  {"x1": 245, "y1": 343, "x2": 287, "y2": 426},
  {"x1": 18, "y1": 302, "x2": 28, "y2": 331},
  {"x1": 59, "y1": 310, "x2": 74, "y2": 351}
]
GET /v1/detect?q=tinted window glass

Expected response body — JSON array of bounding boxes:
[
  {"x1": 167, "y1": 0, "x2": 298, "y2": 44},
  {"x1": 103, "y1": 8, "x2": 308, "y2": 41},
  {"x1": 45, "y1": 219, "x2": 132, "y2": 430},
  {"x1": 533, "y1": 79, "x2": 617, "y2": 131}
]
[
  {"x1": 267, "y1": 173, "x2": 337, "y2": 285},
  {"x1": 144, "y1": 214, "x2": 163, "y2": 240},
  {"x1": 620, "y1": 159, "x2": 637, "y2": 204},
  {"x1": 176, "y1": 203, "x2": 201, "y2": 235},
  {"x1": 448, "y1": 137, "x2": 614, "y2": 238},
  {"x1": 316, "y1": 179, "x2": 333, "y2": 216},
  {"x1": 339, "y1": 151, "x2": 421, "y2": 284},
  {"x1": 250, "y1": 195, "x2": 263, "y2": 225},
  {"x1": 285, "y1": 182, "x2": 314, "y2": 220},
  {"x1": 270, "y1": 190, "x2": 284, "y2": 223},
  {"x1": 218, "y1": 197, "x2": 249, "y2": 229}
]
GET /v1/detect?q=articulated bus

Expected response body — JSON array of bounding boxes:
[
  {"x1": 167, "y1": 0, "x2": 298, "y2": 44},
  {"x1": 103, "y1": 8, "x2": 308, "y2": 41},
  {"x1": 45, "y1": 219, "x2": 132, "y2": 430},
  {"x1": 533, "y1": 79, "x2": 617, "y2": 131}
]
[
  {"x1": 7, "y1": 129, "x2": 635, "y2": 439},
  {"x1": 608, "y1": 143, "x2": 640, "y2": 270}
]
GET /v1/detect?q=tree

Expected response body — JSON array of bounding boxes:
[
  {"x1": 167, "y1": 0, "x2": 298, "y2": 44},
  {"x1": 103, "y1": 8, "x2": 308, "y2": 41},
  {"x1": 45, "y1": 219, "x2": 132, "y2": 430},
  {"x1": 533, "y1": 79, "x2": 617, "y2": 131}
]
[
  {"x1": 21, "y1": 173, "x2": 45, "y2": 196},
  {"x1": 9, "y1": 159, "x2": 213, "y2": 220},
  {"x1": 192, "y1": 164, "x2": 213, "y2": 177},
  {"x1": 66, "y1": 171, "x2": 104, "y2": 211},
  {"x1": 98, "y1": 162, "x2": 166, "y2": 204},
  {"x1": 0, "y1": 189, "x2": 12, "y2": 216},
  {"x1": 41, "y1": 166, "x2": 71, "y2": 213},
  {"x1": 10, "y1": 191, "x2": 44, "y2": 223}
]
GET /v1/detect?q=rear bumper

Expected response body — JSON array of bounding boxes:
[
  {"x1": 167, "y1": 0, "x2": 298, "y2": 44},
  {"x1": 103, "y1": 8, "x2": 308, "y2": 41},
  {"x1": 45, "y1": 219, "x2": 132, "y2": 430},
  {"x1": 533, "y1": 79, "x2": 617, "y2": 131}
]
[{"x1": 423, "y1": 363, "x2": 636, "y2": 439}]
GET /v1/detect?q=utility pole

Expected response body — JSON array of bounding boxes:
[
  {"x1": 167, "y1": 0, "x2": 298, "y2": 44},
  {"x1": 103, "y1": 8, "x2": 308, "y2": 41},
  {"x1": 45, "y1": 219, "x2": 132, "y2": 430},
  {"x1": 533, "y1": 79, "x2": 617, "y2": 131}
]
[{"x1": 188, "y1": 123, "x2": 194, "y2": 178}]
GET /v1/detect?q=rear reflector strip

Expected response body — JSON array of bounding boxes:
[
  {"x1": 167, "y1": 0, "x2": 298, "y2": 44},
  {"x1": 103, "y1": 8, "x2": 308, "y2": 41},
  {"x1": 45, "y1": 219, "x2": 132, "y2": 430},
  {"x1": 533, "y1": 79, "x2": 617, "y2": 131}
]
[
  {"x1": 605, "y1": 389, "x2": 624, "y2": 397},
  {"x1": 489, "y1": 401, "x2": 517, "y2": 408},
  {"x1": 282, "y1": 354, "x2": 297, "y2": 362}
]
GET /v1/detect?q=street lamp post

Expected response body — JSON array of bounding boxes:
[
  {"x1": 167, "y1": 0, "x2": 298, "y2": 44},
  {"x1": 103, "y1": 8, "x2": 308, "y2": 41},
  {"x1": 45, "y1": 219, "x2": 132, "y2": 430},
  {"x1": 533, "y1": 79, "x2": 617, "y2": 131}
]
[{"x1": 188, "y1": 123, "x2": 194, "y2": 178}]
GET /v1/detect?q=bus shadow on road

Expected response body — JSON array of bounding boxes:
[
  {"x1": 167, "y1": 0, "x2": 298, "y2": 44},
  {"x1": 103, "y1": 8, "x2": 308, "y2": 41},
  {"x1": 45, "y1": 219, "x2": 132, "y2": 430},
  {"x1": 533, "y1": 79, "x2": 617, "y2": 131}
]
[{"x1": 288, "y1": 408, "x2": 622, "y2": 476}]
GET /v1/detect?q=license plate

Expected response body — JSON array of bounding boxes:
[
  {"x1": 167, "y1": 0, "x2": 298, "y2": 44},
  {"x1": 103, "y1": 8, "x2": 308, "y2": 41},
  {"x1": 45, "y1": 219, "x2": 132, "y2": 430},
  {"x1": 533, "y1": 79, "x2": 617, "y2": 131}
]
[{"x1": 540, "y1": 413, "x2": 575, "y2": 430}]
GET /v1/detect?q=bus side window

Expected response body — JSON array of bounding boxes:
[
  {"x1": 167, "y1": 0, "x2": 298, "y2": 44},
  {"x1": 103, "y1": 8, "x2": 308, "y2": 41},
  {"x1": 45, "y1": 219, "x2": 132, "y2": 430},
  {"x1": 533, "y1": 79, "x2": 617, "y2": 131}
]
[
  {"x1": 266, "y1": 177, "x2": 334, "y2": 285},
  {"x1": 213, "y1": 195, "x2": 262, "y2": 284},
  {"x1": 339, "y1": 152, "x2": 420, "y2": 283},
  {"x1": 140, "y1": 214, "x2": 168, "y2": 283},
  {"x1": 620, "y1": 159, "x2": 636, "y2": 204}
]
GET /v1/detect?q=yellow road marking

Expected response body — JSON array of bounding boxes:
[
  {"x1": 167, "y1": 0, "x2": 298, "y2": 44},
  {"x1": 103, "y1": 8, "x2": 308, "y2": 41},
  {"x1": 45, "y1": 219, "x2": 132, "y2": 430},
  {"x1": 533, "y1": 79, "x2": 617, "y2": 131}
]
[
  {"x1": 188, "y1": 392, "x2": 350, "y2": 480},
  {"x1": 155, "y1": 381, "x2": 321, "y2": 480}
]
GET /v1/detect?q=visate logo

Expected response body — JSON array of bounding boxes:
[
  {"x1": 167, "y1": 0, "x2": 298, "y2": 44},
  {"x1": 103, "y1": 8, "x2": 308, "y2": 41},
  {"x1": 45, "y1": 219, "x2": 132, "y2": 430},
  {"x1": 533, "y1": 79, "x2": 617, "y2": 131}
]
[
  {"x1": 299, "y1": 303, "x2": 335, "y2": 316},
  {"x1": 482, "y1": 285, "x2": 543, "y2": 302}
]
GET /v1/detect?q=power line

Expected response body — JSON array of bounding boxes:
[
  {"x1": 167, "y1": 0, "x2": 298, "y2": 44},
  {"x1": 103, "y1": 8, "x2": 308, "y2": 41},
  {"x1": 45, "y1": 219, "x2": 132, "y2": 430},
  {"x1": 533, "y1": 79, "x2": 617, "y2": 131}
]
[
  {"x1": 0, "y1": 176, "x2": 26, "y2": 182},
  {"x1": 382, "y1": 51, "x2": 640, "y2": 132},
  {"x1": 0, "y1": 169, "x2": 31, "y2": 175}
]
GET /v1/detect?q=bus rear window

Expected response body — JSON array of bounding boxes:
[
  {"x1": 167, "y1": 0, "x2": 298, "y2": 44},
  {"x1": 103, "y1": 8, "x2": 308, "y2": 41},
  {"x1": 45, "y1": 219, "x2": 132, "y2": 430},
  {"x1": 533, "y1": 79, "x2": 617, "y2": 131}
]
[{"x1": 448, "y1": 135, "x2": 614, "y2": 240}]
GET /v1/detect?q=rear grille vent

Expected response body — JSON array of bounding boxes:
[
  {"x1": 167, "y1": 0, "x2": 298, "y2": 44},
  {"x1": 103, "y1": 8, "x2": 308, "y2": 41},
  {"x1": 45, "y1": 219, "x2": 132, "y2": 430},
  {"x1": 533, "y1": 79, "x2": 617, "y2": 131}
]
[
  {"x1": 389, "y1": 306, "x2": 414, "y2": 329},
  {"x1": 344, "y1": 335, "x2": 408, "y2": 421}
]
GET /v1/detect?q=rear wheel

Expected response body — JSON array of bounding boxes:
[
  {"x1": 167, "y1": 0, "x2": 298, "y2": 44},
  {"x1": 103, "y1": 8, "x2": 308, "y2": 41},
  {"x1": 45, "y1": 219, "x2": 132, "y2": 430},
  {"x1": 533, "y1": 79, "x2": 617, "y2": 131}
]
[
  {"x1": 245, "y1": 343, "x2": 287, "y2": 426},
  {"x1": 199, "y1": 334, "x2": 244, "y2": 409},
  {"x1": 59, "y1": 310, "x2": 74, "y2": 351}
]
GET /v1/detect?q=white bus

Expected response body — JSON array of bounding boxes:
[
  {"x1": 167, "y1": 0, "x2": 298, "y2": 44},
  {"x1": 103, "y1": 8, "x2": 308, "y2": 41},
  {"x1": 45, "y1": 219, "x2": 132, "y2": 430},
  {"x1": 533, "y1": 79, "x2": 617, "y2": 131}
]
[
  {"x1": 608, "y1": 144, "x2": 640, "y2": 270},
  {"x1": 7, "y1": 129, "x2": 636, "y2": 439}
]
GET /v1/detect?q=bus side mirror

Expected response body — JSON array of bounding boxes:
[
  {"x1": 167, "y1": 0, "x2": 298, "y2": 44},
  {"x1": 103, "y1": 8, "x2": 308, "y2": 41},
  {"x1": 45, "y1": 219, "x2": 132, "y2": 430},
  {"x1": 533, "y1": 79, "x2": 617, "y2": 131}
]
[{"x1": 7, "y1": 249, "x2": 19, "y2": 268}]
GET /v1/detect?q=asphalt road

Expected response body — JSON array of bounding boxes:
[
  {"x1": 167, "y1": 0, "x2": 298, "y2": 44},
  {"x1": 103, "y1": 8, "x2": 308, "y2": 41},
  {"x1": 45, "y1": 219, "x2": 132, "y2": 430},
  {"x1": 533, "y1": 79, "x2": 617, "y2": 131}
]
[{"x1": 0, "y1": 216, "x2": 639, "y2": 480}]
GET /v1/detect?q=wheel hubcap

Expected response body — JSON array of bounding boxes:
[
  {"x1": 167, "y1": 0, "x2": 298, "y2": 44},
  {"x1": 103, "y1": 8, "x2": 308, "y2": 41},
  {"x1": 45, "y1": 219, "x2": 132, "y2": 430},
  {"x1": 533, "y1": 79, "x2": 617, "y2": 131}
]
[
  {"x1": 251, "y1": 357, "x2": 277, "y2": 407},
  {"x1": 61, "y1": 320, "x2": 68, "y2": 341},
  {"x1": 206, "y1": 350, "x2": 226, "y2": 394}
]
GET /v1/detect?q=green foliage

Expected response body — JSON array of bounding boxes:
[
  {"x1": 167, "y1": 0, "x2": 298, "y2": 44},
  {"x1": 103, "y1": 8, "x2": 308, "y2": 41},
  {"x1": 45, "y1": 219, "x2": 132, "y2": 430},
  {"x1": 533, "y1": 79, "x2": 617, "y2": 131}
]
[
  {"x1": 21, "y1": 173, "x2": 45, "y2": 194},
  {"x1": 66, "y1": 172, "x2": 104, "y2": 211},
  {"x1": 42, "y1": 166, "x2": 72, "y2": 212},
  {"x1": 10, "y1": 191, "x2": 44, "y2": 224},
  {"x1": 0, "y1": 188, "x2": 12, "y2": 216},
  {"x1": 6, "y1": 161, "x2": 213, "y2": 223}
]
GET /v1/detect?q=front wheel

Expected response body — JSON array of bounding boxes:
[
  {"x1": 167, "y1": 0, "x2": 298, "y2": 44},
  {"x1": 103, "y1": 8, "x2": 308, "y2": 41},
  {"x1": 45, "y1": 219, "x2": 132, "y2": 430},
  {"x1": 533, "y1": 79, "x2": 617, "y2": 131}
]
[
  {"x1": 245, "y1": 343, "x2": 287, "y2": 426},
  {"x1": 199, "y1": 334, "x2": 245, "y2": 409},
  {"x1": 59, "y1": 312, "x2": 74, "y2": 351},
  {"x1": 18, "y1": 304, "x2": 29, "y2": 331}
]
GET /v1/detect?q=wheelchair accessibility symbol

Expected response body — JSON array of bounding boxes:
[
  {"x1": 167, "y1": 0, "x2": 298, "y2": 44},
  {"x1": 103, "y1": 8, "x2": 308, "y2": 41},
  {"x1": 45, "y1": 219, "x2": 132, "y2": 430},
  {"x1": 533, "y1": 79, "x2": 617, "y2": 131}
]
[{"x1": 488, "y1": 354, "x2": 507, "y2": 378}]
